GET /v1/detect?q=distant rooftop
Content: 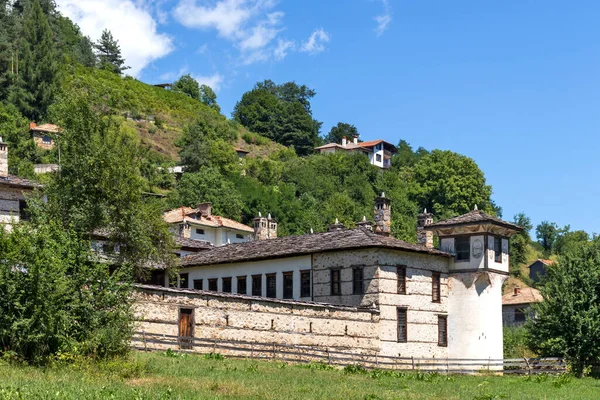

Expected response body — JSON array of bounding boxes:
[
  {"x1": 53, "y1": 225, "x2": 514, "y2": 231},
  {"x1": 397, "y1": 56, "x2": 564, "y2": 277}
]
[
  {"x1": 164, "y1": 205, "x2": 254, "y2": 233},
  {"x1": 30, "y1": 123, "x2": 61, "y2": 134},
  {"x1": 502, "y1": 287, "x2": 543, "y2": 306}
]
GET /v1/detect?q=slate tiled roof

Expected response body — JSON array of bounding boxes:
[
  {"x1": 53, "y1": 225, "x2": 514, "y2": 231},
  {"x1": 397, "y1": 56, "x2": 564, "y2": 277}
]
[
  {"x1": 163, "y1": 206, "x2": 254, "y2": 233},
  {"x1": 181, "y1": 228, "x2": 451, "y2": 267},
  {"x1": 502, "y1": 287, "x2": 543, "y2": 306},
  {"x1": 0, "y1": 175, "x2": 41, "y2": 189},
  {"x1": 426, "y1": 210, "x2": 523, "y2": 231},
  {"x1": 175, "y1": 236, "x2": 213, "y2": 250}
]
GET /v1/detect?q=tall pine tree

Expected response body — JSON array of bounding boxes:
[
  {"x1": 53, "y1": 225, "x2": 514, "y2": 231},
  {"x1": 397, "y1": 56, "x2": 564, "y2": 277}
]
[
  {"x1": 9, "y1": 0, "x2": 58, "y2": 121},
  {"x1": 94, "y1": 29, "x2": 129, "y2": 75}
]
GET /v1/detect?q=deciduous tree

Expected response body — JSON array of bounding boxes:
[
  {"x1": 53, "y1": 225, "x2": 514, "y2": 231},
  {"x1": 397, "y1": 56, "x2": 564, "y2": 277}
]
[{"x1": 324, "y1": 122, "x2": 359, "y2": 144}]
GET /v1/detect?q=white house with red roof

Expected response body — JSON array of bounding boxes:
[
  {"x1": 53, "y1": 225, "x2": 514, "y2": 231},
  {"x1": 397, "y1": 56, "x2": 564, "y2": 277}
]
[
  {"x1": 163, "y1": 203, "x2": 254, "y2": 247},
  {"x1": 315, "y1": 135, "x2": 398, "y2": 168}
]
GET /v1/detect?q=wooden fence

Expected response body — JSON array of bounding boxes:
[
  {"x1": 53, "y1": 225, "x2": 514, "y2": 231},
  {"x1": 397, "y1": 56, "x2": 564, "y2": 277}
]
[{"x1": 132, "y1": 331, "x2": 566, "y2": 375}]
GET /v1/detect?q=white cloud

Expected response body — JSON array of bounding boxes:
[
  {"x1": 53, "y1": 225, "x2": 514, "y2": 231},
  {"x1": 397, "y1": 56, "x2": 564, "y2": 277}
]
[
  {"x1": 300, "y1": 28, "x2": 330, "y2": 54},
  {"x1": 374, "y1": 0, "x2": 392, "y2": 36},
  {"x1": 193, "y1": 73, "x2": 224, "y2": 92},
  {"x1": 274, "y1": 38, "x2": 294, "y2": 60},
  {"x1": 56, "y1": 0, "x2": 173, "y2": 77}
]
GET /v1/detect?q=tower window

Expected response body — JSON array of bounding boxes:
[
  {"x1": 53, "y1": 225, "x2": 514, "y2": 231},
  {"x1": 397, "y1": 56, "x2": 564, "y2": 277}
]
[
  {"x1": 330, "y1": 268, "x2": 341, "y2": 295},
  {"x1": 376, "y1": 154, "x2": 382, "y2": 162},
  {"x1": 438, "y1": 316, "x2": 448, "y2": 346},
  {"x1": 397, "y1": 265, "x2": 406, "y2": 294},
  {"x1": 455, "y1": 236, "x2": 470, "y2": 262},
  {"x1": 397, "y1": 308, "x2": 407, "y2": 343},
  {"x1": 432, "y1": 272, "x2": 441, "y2": 303},
  {"x1": 352, "y1": 267, "x2": 364, "y2": 295},
  {"x1": 494, "y1": 237, "x2": 502, "y2": 263}
]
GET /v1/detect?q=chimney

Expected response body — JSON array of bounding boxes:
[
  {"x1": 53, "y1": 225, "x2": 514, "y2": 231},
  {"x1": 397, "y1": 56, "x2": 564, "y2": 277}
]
[
  {"x1": 356, "y1": 215, "x2": 373, "y2": 232},
  {"x1": 513, "y1": 287, "x2": 521, "y2": 296},
  {"x1": 341, "y1": 136, "x2": 347, "y2": 147},
  {"x1": 417, "y1": 209, "x2": 434, "y2": 248},
  {"x1": 254, "y1": 212, "x2": 277, "y2": 240},
  {"x1": 373, "y1": 193, "x2": 391, "y2": 236},
  {"x1": 29, "y1": 121, "x2": 36, "y2": 130},
  {"x1": 328, "y1": 218, "x2": 345, "y2": 232},
  {"x1": 353, "y1": 135, "x2": 358, "y2": 145},
  {"x1": 197, "y1": 202, "x2": 212, "y2": 218},
  {"x1": 0, "y1": 137, "x2": 7, "y2": 178}
]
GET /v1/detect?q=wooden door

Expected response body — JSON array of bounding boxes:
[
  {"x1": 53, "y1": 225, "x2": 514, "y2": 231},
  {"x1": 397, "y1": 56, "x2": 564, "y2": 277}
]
[{"x1": 178, "y1": 308, "x2": 194, "y2": 349}]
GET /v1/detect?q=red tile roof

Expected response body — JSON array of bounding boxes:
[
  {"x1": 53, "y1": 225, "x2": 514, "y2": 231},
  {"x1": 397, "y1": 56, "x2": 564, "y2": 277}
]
[
  {"x1": 30, "y1": 123, "x2": 61, "y2": 134},
  {"x1": 163, "y1": 206, "x2": 254, "y2": 233},
  {"x1": 502, "y1": 287, "x2": 543, "y2": 306}
]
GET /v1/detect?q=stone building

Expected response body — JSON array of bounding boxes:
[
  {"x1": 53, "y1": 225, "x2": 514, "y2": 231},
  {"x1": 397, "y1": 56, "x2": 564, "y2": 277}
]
[
  {"x1": 527, "y1": 259, "x2": 555, "y2": 283},
  {"x1": 315, "y1": 137, "x2": 398, "y2": 169},
  {"x1": 502, "y1": 286, "x2": 543, "y2": 326},
  {"x1": 0, "y1": 137, "x2": 40, "y2": 230},
  {"x1": 30, "y1": 122, "x2": 60, "y2": 150},
  {"x1": 139, "y1": 196, "x2": 522, "y2": 361}
]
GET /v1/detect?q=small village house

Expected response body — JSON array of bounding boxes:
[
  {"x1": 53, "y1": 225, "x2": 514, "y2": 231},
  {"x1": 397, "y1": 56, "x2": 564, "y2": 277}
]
[
  {"x1": 30, "y1": 122, "x2": 60, "y2": 150},
  {"x1": 528, "y1": 259, "x2": 555, "y2": 283},
  {"x1": 315, "y1": 136, "x2": 397, "y2": 169},
  {"x1": 502, "y1": 286, "x2": 543, "y2": 326},
  {"x1": 0, "y1": 137, "x2": 40, "y2": 230}
]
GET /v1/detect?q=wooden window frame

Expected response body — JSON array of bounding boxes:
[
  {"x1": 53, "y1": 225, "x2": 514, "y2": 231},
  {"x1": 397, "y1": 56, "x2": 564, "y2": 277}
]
[
  {"x1": 438, "y1": 315, "x2": 448, "y2": 347},
  {"x1": 432, "y1": 272, "x2": 441, "y2": 303},
  {"x1": 454, "y1": 236, "x2": 470, "y2": 262},
  {"x1": 300, "y1": 270, "x2": 311, "y2": 298},
  {"x1": 222, "y1": 277, "x2": 232, "y2": 293},
  {"x1": 397, "y1": 307, "x2": 408, "y2": 343},
  {"x1": 283, "y1": 271, "x2": 294, "y2": 299},
  {"x1": 193, "y1": 279, "x2": 203, "y2": 290},
  {"x1": 266, "y1": 273, "x2": 277, "y2": 298},
  {"x1": 195, "y1": 228, "x2": 205, "y2": 235},
  {"x1": 515, "y1": 308, "x2": 526, "y2": 322},
  {"x1": 208, "y1": 278, "x2": 218, "y2": 292},
  {"x1": 237, "y1": 276, "x2": 247, "y2": 295},
  {"x1": 494, "y1": 236, "x2": 502, "y2": 263},
  {"x1": 235, "y1": 233, "x2": 244, "y2": 239},
  {"x1": 397, "y1": 265, "x2": 407, "y2": 294},
  {"x1": 179, "y1": 273, "x2": 189, "y2": 289},
  {"x1": 330, "y1": 268, "x2": 341, "y2": 296},
  {"x1": 352, "y1": 266, "x2": 364, "y2": 295},
  {"x1": 251, "y1": 274, "x2": 262, "y2": 297}
]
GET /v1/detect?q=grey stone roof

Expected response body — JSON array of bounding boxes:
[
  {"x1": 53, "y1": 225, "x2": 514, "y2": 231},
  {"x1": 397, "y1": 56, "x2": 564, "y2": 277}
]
[
  {"x1": 0, "y1": 175, "x2": 41, "y2": 189},
  {"x1": 175, "y1": 236, "x2": 213, "y2": 250},
  {"x1": 426, "y1": 210, "x2": 523, "y2": 231},
  {"x1": 181, "y1": 228, "x2": 451, "y2": 267}
]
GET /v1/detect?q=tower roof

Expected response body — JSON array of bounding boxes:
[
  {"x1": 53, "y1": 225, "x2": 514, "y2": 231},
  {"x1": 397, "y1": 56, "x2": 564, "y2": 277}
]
[{"x1": 425, "y1": 209, "x2": 523, "y2": 236}]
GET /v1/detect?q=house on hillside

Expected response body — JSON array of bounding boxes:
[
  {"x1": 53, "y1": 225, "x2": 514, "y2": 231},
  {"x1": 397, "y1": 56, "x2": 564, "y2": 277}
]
[
  {"x1": 502, "y1": 287, "x2": 543, "y2": 326},
  {"x1": 30, "y1": 122, "x2": 60, "y2": 150},
  {"x1": 141, "y1": 194, "x2": 523, "y2": 362},
  {"x1": 164, "y1": 203, "x2": 255, "y2": 247},
  {"x1": 0, "y1": 137, "x2": 41, "y2": 230},
  {"x1": 528, "y1": 259, "x2": 555, "y2": 283},
  {"x1": 315, "y1": 136, "x2": 397, "y2": 169}
]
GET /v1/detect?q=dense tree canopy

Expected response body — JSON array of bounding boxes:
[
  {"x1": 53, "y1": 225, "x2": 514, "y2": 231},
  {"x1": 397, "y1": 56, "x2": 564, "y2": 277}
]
[
  {"x1": 199, "y1": 84, "x2": 220, "y2": 113},
  {"x1": 94, "y1": 29, "x2": 128, "y2": 75},
  {"x1": 324, "y1": 122, "x2": 359, "y2": 144},
  {"x1": 173, "y1": 74, "x2": 200, "y2": 100}
]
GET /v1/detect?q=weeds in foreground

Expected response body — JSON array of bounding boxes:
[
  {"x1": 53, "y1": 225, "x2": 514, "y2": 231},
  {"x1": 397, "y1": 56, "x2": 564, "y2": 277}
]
[{"x1": 203, "y1": 352, "x2": 225, "y2": 360}]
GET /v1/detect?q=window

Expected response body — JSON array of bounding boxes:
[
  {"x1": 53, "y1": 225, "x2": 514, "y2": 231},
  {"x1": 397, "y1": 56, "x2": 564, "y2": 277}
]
[
  {"x1": 18, "y1": 200, "x2": 30, "y2": 221},
  {"x1": 42, "y1": 135, "x2": 51, "y2": 144},
  {"x1": 455, "y1": 236, "x2": 470, "y2": 262},
  {"x1": 252, "y1": 274, "x2": 262, "y2": 296},
  {"x1": 352, "y1": 267, "x2": 364, "y2": 295},
  {"x1": 236, "y1": 234, "x2": 244, "y2": 239},
  {"x1": 179, "y1": 273, "x2": 189, "y2": 289},
  {"x1": 266, "y1": 274, "x2": 277, "y2": 298},
  {"x1": 432, "y1": 272, "x2": 441, "y2": 303},
  {"x1": 397, "y1": 308, "x2": 407, "y2": 343},
  {"x1": 237, "y1": 276, "x2": 247, "y2": 295},
  {"x1": 397, "y1": 265, "x2": 407, "y2": 294},
  {"x1": 330, "y1": 269, "x2": 341, "y2": 295},
  {"x1": 208, "y1": 278, "x2": 218, "y2": 291},
  {"x1": 283, "y1": 272, "x2": 294, "y2": 299},
  {"x1": 193, "y1": 279, "x2": 203, "y2": 290},
  {"x1": 300, "y1": 270, "x2": 311, "y2": 297},
  {"x1": 494, "y1": 237, "x2": 502, "y2": 263},
  {"x1": 438, "y1": 316, "x2": 448, "y2": 347},
  {"x1": 515, "y1": 308, "x2": 526, "y2": 322},
  {"x1": 195, "y1": 228, "x2": 205, "y2": 235},
  {"x1": 222, "y1": 277, "x2": 232, "y2": 293},
  {"x1": 376, "y1": 154, "x2": 382, "y2": 162}
]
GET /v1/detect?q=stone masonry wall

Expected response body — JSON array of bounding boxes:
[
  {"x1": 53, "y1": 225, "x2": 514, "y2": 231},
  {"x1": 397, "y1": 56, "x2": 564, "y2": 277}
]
[
  {"x1": 133, "y1": 285, "x2": 381, "y2": 360},
  {"x1": 0, "y1": 186, "x2": 26, "y2": 227}
]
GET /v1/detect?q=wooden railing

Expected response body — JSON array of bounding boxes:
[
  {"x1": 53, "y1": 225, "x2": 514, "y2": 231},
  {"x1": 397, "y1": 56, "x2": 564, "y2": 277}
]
[{"x1": 132, "y1": 331, "x2": 567, "y2": 375}]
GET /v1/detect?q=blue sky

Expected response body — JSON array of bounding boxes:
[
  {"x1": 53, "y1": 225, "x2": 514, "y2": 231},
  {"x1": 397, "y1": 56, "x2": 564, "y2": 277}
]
[{"x1": 57, "y1": 0, "x2": 600, "y2": 235}]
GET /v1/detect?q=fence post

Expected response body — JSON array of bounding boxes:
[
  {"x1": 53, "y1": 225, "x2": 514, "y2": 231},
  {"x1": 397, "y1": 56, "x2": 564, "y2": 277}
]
[
  {"x1": 375, "y1": 354, "x2": 379, "y2": 368},
  {"x1": 142, "y1": 331, "x2": 147, "y2": 352},
  {"x1": 212, "y1": 339, "x2": 216, "y2": 354},
  {"x1": 524, "y1": 357, "x2": 531, "y2": 375},
  {"x1": 411, "y1": 356, "x2": 415, "y2": 370},
  {"x1": 488, "y1": 357, "x2": 491, "y2": 372},
  {"x1": 327, "y1": 348, "x2": 331, "y2": 365},
  {"x1": 446, "y1": 358, "x2": 449, "y2": 375},
  {"x1": 250, "y1": 343, "x2": 254, "y2": 359},
  {"x1": 272, "y1": 342, "x2": 276, "y2": 359}
]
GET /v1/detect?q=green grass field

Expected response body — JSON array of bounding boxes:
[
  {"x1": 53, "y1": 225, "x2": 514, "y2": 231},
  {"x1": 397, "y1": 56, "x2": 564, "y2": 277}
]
[{"x1": 0, "y1": 351, "x2": 598, "y2": 399}]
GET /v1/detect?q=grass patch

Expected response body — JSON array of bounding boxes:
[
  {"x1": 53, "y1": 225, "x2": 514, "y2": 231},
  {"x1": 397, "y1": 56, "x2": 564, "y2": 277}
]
[{"x1": 0, "y1": 351, "x2": 598, "y2": 399}]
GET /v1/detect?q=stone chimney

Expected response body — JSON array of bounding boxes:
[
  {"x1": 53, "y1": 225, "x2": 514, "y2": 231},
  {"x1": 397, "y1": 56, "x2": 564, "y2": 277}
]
[
  {"x1": 356, "y1": 215, "x2": 373, "y2": 232},
  {"x1": 373, "y1": 193, "x2": 391, "y2": 236},
  {"x1": 29, "y1": 121, "x2": 36, "y2": 130},
  {"x1": 417, "y1": 209, "x2": 434, "y2": 248},
  {"x1": 341, "y1": 136, "x2": 347, "y2": 147},
  {"x1": 254, "y1": 212, "x2": 277, "y2": 240},
  {"x1": 0, "y1": 137, "x2": 7, "y2": 178},
  {"x1": 328, "y1": 218, "x2": 345, "y2": 232},
  {"x1": 197, "y1": 202, "x2": 212, "y2": 218},
  {"x1": 513, "y1": 287, "x2": 521, "y2": 296},
  {"x1": 353, "y1": 135, "x2": 358, "y2": 145}
]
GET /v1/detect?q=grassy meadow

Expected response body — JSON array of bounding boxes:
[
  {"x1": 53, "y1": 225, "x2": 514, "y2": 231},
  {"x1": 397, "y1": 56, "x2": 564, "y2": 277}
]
[{"x1": 0, "y1": 350, "x2": 598, "y2": 399}]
